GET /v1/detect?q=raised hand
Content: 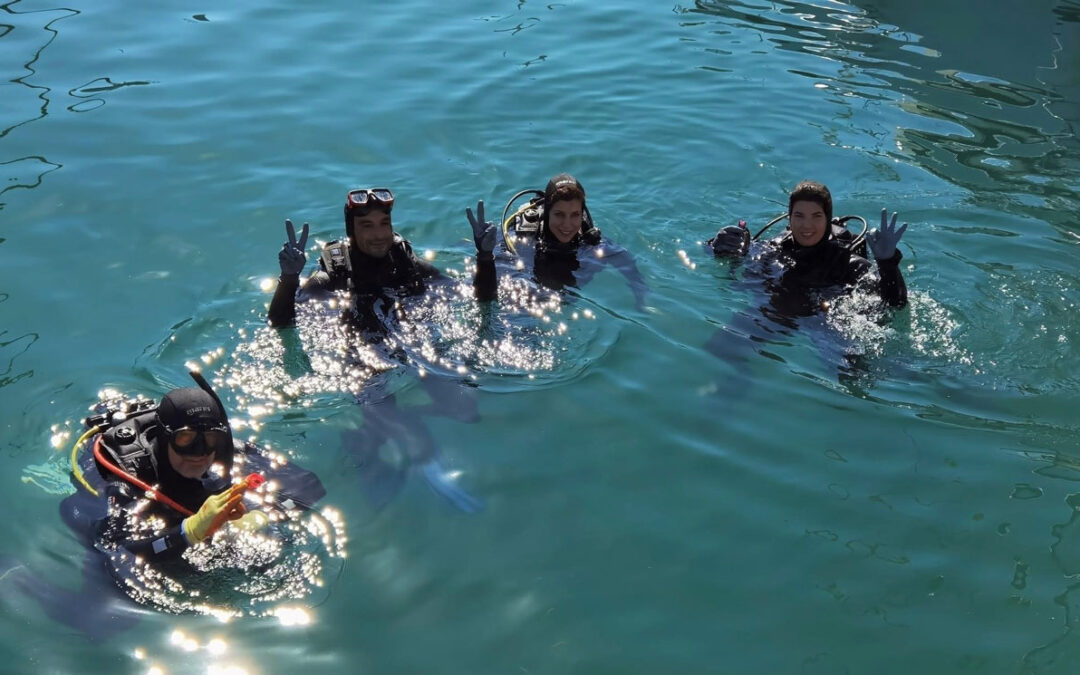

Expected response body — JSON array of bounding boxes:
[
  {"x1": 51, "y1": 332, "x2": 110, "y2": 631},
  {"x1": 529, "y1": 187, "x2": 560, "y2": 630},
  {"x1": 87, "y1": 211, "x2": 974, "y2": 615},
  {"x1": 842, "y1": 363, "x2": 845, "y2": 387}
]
[
  {"x1": 708, "y1": 223, "x2": 751, "y2": 257},
  {"x1": 278, "y1": 219, "x2": 310, "y2": 276},
  {"x1": 866, "y1": 209, "x2": 908, "y2": 261},
  {"x1": 465, "y1": 200, "x2": 496, "y2": 260},
  {"x1": 182, "y1": 490, "x2": 247, "y2": 544}
]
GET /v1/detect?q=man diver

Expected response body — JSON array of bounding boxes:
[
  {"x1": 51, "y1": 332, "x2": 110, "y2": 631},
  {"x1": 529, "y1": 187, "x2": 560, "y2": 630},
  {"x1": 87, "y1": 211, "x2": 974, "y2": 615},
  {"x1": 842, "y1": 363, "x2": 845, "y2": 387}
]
[
  {"x1": 268, "y1": 187, "x2": 443, "y2": 330},
  {"x1": 264, "y1": 188, "x2": 483, "y2": 513},
  {"x1": 707, "y1": 180, "x2": 908, "y2": 308},
  {"x1": 467, "y1": 173, "x2": 649, "y2": 308}
]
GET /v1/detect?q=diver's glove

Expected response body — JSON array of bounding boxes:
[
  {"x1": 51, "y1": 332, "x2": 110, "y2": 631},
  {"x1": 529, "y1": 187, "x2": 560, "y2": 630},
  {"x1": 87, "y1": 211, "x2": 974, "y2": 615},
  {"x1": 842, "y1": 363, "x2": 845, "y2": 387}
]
[
  {"x1": 466, "y1": 200, "x2": 497, "y2": 262},
  {"x1": 421, "y1": 459, "x2": 484, "y2": 514},
  {"x1": 278, "y1": 219, "x2": 310, "y2": 277},
  {"x1": 181, "y1": 490, "x2": 247, "y2": 545},
  {"x1": 708, "y1": 222, "x2": 750, "y2": 256},
  {"x1": 866, "y1": 209, "x2": 908, "y2": 261}
]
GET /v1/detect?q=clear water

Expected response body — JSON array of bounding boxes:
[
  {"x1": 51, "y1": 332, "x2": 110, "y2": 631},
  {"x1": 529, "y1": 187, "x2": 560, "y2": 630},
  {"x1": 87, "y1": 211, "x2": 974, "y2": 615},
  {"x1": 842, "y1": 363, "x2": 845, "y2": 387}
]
[{"x1": 2, "y1": 0, "x2": 1079, "y2": 672}]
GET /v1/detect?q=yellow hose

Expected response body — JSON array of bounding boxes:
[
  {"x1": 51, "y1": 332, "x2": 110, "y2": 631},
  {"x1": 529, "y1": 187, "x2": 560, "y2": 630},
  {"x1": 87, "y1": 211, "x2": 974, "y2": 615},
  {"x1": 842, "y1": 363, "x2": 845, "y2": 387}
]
[
  {"x1": 502, "y1": 215, "x2": 519, "y2": 256},
  {"x1": 70, "y1": 426, "x2": 100, "y2": 496}
]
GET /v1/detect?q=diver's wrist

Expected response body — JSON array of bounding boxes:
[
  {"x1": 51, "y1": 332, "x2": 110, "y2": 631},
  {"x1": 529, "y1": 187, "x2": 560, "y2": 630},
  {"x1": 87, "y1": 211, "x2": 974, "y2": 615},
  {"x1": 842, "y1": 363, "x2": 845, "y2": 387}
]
[
  {"x1": 181, "y1": 518, "x2": 195, "y2": 545},
  {"x1": 874, "y1": 249, "x2": 903, "y2": 266}
]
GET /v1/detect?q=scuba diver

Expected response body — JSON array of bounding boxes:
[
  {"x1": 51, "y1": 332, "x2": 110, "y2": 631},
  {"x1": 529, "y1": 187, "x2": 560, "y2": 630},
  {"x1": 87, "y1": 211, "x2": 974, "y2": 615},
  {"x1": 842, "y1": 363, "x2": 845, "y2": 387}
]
[
  {"x1": 268, "y1": 187, "x2": 443, "y2": 331},
  {"x1": 707, "y1": 180, "x2": 908, "y2": 309},
  {"x1": 467, "y1": 173, "x2": 649, "y2": 309},
  {"x1": 74, "y1": 373, "x2": 326, "y2": 560},
  {"x1": 265, "y1": 187, "x2": 483, "y2": 514},
  {"x1": 702, "y1": 181, "x2": 910, "y2": 387},
  {"x1": 2, "y1": 372, "x2": 327, "y2": 639}
]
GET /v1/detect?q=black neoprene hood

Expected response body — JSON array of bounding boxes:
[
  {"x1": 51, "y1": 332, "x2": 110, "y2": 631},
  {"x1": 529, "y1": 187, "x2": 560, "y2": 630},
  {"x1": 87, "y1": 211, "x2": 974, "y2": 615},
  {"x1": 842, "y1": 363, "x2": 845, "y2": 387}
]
[{"x1": 156, "y1": 387, "x2": 227, "y2": 431}]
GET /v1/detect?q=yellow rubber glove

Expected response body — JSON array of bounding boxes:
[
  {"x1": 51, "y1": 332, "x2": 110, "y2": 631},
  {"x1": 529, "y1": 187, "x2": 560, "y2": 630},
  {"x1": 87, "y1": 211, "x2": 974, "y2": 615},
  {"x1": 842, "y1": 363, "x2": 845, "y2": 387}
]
[{"x1": 182, "y1": 490, "x2": 247, "y2": 545}]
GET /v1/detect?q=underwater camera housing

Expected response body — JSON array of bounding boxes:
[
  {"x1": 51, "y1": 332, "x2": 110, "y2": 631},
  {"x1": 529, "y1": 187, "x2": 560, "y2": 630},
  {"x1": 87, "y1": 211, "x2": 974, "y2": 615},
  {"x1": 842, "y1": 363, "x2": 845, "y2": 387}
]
[
  {"x1": 319, "y1": 240, "x2": 352, "y2": 278},
  {"x1": 514, "y1": 202, "x2": 543, "y2": 235}
]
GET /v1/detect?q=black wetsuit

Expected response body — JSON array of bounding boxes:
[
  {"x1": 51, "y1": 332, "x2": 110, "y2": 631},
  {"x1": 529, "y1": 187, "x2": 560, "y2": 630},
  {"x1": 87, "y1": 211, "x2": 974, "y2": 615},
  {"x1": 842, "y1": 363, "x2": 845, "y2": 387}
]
[
  {"x1": 269, "y1": 235, "x2": 443, "y2": 328},
  {"x1": 5, "y1": 417, "x2": 329, "y2": 641},
  {"x1": 702, "y1": 228, "x2": 908, "y2": 387},
  {"x1": 713, "y1": 231, "x2": 907, "y2": 311},
  {"x1": 82, "y1": 421, "x2": 325, "y2": 562},
  {"x1": 473, "y1": 232, "x2": 648, "y2": 307}
]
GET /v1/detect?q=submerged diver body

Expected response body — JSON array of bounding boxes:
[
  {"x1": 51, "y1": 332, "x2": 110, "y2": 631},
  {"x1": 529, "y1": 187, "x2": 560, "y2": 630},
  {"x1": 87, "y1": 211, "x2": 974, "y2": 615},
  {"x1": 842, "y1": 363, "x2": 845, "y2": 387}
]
[
  {"x1": 468, "y1": 173, "x2": 648, "y2": 309},
  {"x1": 6, "y1": 373, "x2": 326, "y2": 639},
  {"x1": 704, "y1": 180, "x2": 909, "y2": 378},
  {"x1": 268, "y1": 188, "x2": 483, "y2": 513}
]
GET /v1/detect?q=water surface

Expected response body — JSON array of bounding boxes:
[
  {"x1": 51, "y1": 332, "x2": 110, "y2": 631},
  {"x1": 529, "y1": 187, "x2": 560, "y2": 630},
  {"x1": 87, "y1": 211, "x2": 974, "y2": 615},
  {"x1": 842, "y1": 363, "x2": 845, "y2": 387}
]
[{"x1": 1, "y1": 0, "x2": 1079, "y2": 672}]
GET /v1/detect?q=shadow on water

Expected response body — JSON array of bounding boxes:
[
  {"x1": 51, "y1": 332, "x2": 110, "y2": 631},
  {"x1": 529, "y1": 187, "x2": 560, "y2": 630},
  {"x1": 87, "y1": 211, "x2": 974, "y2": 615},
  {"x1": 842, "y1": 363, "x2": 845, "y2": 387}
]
[
  {"x1": 0, "y1": 1, "x2": 148, "y2": 209},
  {"x1": 1022, "y1": 489, "x2": 1080, "y2": 673},
  {"x1": 0, "y1": 0, "x2": 75, "y2": 209},
  {"x1": 0, "y1": 292, "x2": 37, "y2": 390},
  {"x1": 0, "y1": 1, "x2": 79, "y2": 140}
]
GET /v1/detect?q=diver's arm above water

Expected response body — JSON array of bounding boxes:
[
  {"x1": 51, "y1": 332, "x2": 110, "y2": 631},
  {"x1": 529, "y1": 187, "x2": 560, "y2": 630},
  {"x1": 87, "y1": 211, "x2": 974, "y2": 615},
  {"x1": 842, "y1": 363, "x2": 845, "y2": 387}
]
[
  {"x1": 98, "y1": 485, "x2": 192, "y2": 561},
  {"x1": 467, "y1": 201, "x2": 498, "y2": 302},
  {"x1": 865, "y1": 209, "x2": 909, "y2": 308},
  {"x1": 101, "y1": 481, "x2": 250, "y2": 561},
  {"x1": 268, "y1": 220, "x2": 337, "y2": 327}
]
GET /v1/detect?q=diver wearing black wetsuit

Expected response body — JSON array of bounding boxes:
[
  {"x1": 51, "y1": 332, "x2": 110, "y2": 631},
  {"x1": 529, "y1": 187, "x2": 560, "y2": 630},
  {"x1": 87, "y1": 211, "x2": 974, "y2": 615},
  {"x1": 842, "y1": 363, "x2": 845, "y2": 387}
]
[
  {"x1": 268, "y1": 188, "x2": 442, "y2": 330},
  {"x1": 0, "y1": 376, "x2": 327, "y2": 641},
  {"x1": 265, "y1": 188, "x2": 484, "y2": 514},
  {"x1": 764, "y1": 225, "x2": 905, "y2": 307},
  {"x1": 708, "y1": 180, "x2": 907, "y2": 310},
  {"x1": 469, "y1": 174, "x2": 648, "y2": 308},
  {"x1": 78, "y1": 380, "x2": 324, "y2": 562}
]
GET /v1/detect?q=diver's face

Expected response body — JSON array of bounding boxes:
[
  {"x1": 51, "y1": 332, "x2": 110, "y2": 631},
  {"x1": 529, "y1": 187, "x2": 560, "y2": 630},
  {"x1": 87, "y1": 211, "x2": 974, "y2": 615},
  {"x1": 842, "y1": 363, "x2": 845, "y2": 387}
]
[
  {"x1": 547, "y1": 198, "x2": 584, "y2": 244},
  {"x1": 351, "y1": 210, "x2": 394, "y2": 258},
  {"x1": 167, "y1": 444, "x2": 215, "y2": 479},
  {"x1": 789, "y1": 200, "x2": 828, "y2": 247}
]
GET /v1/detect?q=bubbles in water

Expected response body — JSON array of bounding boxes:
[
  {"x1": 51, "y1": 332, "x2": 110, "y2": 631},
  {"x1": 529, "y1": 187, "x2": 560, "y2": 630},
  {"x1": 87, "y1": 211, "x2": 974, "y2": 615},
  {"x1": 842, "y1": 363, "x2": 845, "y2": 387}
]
[
  {"x1": 103, "y1": 482, "x2": 347, "y2": 620},
  {"x1": 825, "y1": 288, "x2": 971, "y2": 365},
  {"x1": 219, "y1": 275, "x2": 605, "y2": 413}
]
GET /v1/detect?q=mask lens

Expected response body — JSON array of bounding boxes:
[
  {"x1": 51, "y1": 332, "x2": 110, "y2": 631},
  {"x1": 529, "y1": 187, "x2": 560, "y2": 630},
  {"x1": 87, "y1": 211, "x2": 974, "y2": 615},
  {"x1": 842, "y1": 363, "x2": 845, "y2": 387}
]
[
  {"x1": 203, "y1": 430, "x2": 228, "y2": 451},
  {"x1": 169, "y1": 427, "x2": 225, "y2": 456},
  {"x1": 349, "y1": 190, "x2": 371, "y2": 206},
  {"x1": 371, "y1": 189, "x2": 394, "y2": 204},
  {"x1": 176, "y1": 444, "x2": 214, "y2": 457},
  {"x1": 172, "y1": 428, "x2": 199, "y2": 448}
]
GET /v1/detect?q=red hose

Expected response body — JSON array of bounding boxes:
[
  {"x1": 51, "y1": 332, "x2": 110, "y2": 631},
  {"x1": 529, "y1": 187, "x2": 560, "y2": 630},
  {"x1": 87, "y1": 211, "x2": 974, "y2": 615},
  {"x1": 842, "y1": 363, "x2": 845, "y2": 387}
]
[{"x1": 92, "y1": 436, "x2": 195, "y2": 517}]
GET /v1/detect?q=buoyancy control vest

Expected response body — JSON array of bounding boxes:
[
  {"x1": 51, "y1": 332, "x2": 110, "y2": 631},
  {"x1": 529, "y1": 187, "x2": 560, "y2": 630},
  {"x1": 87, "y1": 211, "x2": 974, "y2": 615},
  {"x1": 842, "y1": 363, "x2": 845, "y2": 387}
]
[
  {"x1": 753, "y1": 213, "x2": 869, "y2": 259},
  {"x1": 318, "y1": 236, "x2": 429, "y2": 295}
]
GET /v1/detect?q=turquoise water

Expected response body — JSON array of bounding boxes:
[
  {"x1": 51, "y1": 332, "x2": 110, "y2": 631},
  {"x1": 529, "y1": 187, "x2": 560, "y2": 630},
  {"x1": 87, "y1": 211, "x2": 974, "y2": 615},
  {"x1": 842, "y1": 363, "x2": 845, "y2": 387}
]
[{"x1": 2, "y1": 0, "x2": 1079, "y2": 672}]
